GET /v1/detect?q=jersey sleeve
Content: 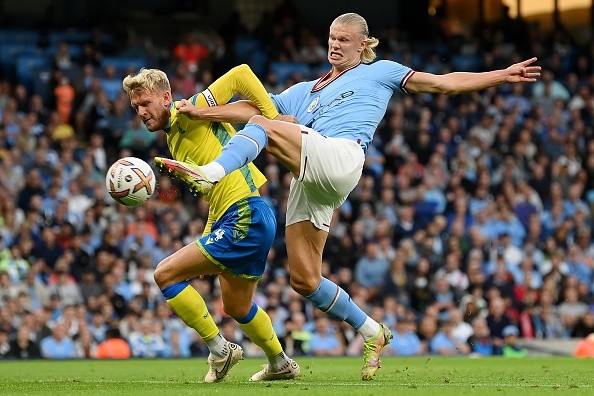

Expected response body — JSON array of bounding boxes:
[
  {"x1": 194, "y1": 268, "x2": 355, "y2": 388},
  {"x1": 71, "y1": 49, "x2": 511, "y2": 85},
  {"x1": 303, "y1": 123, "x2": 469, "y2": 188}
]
[
  {"x1": 373, "y1": 60, "x2": 415, "y2": 93},
  {"x1": 270, "y1": 82, "x2": 309, "y2": 115},
  {"x1": 188, "y1": 64, "x2": 279, "y2": 119}
]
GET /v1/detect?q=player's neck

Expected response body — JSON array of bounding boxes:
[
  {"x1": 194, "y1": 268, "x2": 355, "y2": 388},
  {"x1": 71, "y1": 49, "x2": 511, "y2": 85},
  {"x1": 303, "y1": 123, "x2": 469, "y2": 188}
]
[
  {"x1": 313, "y1": 61, "x2": 361, "y2": 92},
  {"x1": 330, "y1": 61, "x2": 359, "y2": 77}
]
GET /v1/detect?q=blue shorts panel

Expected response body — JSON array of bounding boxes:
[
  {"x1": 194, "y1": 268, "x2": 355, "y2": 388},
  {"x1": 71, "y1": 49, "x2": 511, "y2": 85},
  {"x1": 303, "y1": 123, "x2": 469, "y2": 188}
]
[{"x1": 197, "y1": 196, "x2": 276, "y2": 278}]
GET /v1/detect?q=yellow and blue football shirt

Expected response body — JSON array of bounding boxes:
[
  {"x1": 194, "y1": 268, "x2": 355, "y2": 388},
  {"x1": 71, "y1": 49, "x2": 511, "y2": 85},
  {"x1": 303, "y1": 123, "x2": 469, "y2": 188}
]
[{"x1": 164, "y1": 65, "x2": 279, "y2": 277}]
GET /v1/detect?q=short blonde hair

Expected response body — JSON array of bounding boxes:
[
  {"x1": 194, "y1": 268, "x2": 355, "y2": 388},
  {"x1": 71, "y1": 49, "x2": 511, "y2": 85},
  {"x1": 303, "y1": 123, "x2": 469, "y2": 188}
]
[
  {"x1": 122, "y1": 68, "x2": 171, "y2": 97},
  {"x1": 332, "y1": 13, "x2": 379, "y2": 64}
]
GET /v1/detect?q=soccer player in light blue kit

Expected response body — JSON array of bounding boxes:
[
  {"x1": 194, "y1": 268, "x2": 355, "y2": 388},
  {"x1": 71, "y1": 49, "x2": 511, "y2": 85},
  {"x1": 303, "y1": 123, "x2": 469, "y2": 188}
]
[{"x1": 164, "y1": 12, "x2": 541, "y2": 380}]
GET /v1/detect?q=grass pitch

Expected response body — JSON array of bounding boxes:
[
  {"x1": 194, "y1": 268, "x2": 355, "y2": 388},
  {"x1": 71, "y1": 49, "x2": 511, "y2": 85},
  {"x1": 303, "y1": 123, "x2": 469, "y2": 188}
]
[{"x1": 1, "y1": 356, "x2": 593, "y2": 395}]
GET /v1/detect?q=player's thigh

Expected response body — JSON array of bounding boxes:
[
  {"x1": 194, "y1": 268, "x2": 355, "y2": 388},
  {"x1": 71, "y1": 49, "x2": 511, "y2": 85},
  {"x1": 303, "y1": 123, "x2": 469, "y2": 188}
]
[
  {"x1": 299, "y1": 135, "x2": 364, "y2": 199},
  {"x1": 218, "y1": 273, "x2": 258, "y2": 318},
  {"x1": 154, "y1": 242, "x2": 221, "y2": 288},
  {"x1": 251, "y1": 116, "x2": 303, "y2": 177},
  {"x1": 285, "y1": 221, "x2": 329, "y2": 295}
]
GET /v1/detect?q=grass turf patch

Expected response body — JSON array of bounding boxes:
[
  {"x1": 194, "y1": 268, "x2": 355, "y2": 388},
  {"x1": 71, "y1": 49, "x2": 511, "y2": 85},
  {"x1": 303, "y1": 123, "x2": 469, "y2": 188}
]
[{"x1": 0, "y1": 356, "x2": 592, "y2": 395}]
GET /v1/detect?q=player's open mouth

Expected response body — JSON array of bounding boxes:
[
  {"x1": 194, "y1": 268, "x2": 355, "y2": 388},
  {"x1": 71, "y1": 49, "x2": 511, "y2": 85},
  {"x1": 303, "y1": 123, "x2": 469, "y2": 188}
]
[{"x1": 329, "y1": 52, "x2": 342, "y2": 58}]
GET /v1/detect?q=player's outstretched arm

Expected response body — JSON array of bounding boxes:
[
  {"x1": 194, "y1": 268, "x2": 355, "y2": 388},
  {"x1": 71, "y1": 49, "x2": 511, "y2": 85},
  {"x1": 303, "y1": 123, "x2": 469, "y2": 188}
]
[
  {"x1": 178, "y1": 64, "x2": 279, "y2": 122},
  {"x1": 405, "y1": 57, "x2": 541, "y2": 95},
  {"x1": 177, "y1": 99, "x2": 262, "y2": 123}
]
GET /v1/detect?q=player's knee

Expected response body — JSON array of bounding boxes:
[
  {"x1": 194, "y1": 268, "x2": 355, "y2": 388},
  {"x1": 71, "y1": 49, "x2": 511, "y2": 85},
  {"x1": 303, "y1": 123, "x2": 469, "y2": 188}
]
[
  {"x1": 153, "y1": 259, "x2": 171, "y2": 287},
  {"x1": 290, "y1": 276, "x2": 318, "y2": 297},
  {"x1": 248, "y1": 114, "x2": 268, "y2": 127},
  {"x1": 222, "y1": 301, "x2": 251, "y2": 319}
]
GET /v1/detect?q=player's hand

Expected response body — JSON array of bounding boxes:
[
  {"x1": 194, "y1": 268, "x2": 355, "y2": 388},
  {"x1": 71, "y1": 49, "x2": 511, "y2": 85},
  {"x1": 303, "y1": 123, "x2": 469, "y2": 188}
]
[
  {"x1": 504, "y1": 57, "x2": 541, "y2": 83},
  {"x1": 274, "y1": 114, "x2": 298, "y2": 123},
  {"x1": 176, "y1": 99, "x2": 202, "y2": 119}
]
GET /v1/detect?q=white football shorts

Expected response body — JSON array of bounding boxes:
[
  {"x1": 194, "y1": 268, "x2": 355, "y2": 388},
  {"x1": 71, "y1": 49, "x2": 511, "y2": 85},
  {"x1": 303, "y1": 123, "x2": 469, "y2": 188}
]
[{"x1": 286, "y1": 126, "x2": 365, "y2": 232}]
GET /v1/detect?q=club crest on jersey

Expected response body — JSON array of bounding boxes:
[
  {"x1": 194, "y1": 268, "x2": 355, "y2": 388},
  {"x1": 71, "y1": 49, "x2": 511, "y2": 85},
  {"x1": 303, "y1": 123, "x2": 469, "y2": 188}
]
[
  {"x1": 214, "y1": 229, "x2": 225, "y2": 241},
  {"x1": 307, "y1": 96, "x2": 320, "y2": 113}
]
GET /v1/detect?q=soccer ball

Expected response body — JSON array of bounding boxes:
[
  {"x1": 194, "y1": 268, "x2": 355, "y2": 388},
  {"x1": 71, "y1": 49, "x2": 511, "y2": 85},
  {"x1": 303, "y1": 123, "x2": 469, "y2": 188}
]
[{"x1": 105, "y1": 157, "x2": 156, "y2": 206}]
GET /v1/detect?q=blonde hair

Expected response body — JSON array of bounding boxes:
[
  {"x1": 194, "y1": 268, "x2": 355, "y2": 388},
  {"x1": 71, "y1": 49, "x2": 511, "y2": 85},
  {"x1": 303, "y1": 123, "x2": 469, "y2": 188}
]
[
  {"x1": 332, "y1": 13, "x2": 379, "y2": 64},
  {"x1": 122, "y1": 68, "x2": 171, "y2": 97}
]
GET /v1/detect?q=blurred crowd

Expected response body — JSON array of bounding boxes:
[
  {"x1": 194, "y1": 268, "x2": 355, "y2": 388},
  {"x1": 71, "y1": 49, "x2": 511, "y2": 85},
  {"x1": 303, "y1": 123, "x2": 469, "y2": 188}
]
[{"x1": 2, "y1": 5, "x2": 594, "y2": 360}]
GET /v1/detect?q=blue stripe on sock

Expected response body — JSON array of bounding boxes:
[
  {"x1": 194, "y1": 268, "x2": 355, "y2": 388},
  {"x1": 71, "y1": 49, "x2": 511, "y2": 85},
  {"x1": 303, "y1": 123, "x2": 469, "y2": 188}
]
[
  {"x1": 234, "y1": 302, "x2": 259, "y2": 324},
  {"x1": 161, "y1": 281, "x2": 189, "y2": 299}
]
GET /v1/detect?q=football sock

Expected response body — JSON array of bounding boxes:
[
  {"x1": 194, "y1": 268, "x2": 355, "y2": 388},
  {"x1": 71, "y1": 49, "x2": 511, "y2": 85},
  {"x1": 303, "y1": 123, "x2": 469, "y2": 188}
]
[
  {"x1": 162, "y1": 282, "x2": 227, "y2": 356},
  {"x1": 235, "y1": 302, "x2": 287, "y2": 371},
  {"x1": 358, "y1": 317, "x2": 382, "y2": 340},
  {"x1": 306, "y1": 277, "x2": 376, "y2": 338},
  {"x1": 210, "y1": 123, "x2": 268, "y2": 181}
]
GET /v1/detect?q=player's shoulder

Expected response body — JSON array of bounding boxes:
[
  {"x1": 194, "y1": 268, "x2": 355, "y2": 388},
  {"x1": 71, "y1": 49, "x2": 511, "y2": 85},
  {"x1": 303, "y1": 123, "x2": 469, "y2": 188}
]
[
  {"x1": 367, "y1": 59, "x2": 407, "y2": 70},
  {"x1": 275, "y1": 80, "x2": 314, "y2": 97}
]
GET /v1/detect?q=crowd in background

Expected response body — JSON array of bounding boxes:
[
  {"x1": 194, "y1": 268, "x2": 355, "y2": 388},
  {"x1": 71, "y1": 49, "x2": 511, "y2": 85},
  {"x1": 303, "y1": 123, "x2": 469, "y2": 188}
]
[{"x1": 1, "y1": 4, "x2": 594, "y2": 360}]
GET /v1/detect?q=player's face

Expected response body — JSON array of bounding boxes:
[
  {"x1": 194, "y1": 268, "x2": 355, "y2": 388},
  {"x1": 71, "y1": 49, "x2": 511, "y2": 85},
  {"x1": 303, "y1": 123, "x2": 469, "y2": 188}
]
[
  {"x1": 327, "y1": 23, "x2": 365, "y2": 70},
  {"x1": 130, "y1": 90, "x2": 172, "y2": 132}
]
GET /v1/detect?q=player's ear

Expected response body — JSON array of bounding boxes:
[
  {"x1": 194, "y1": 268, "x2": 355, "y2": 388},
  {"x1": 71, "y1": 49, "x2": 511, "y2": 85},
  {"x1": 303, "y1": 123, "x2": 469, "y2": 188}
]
[
  {"x1": 358, "y1": 39, "x2": 365, "y2": 53},
  {"x1": 163, "y1": 91, "x2": 172, "y2": 108}
]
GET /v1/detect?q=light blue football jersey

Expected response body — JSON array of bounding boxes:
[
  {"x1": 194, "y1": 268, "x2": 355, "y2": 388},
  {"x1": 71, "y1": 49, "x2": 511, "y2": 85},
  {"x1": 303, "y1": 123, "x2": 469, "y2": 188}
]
[{"x1": 270, "y1": 60, "x2": 413, "y2": 152}]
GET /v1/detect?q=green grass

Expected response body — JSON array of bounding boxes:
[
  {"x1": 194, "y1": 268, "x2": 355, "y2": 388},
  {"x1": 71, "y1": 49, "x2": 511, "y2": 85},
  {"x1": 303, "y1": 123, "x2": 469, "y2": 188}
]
[{"x1": 0, "y1": 357, "x2": 593, "y2": 395}]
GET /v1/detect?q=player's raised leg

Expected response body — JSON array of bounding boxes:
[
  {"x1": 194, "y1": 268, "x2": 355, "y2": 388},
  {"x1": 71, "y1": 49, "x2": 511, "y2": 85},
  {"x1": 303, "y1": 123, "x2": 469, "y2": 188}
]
[
  {"x1": 219, "y1": 274, "x2": 300, "y2": 381},
  {"x1": 286, "y1": 222, "x2": 392, "y2": 380},
  {"x1": 155, "y1": 116, "x2": 303, "y2": 194},
  {"x1": 154, "y1": 243, "x2": 243, "y2": 383}
]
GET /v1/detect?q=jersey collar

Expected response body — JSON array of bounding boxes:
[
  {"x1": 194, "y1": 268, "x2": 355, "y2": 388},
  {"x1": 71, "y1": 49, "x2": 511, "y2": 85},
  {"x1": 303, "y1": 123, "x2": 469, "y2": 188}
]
[{"x1": 311, "y1": 61, "x2": 361, "y2": 92}]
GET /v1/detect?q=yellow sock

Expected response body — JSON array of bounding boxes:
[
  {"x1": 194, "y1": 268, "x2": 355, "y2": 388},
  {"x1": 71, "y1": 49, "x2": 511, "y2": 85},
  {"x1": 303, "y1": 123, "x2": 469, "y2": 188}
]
[
  {"x1": 237, "y1": 305, "x2": 283, "y2": 357},
  {"x1": 166, "y1": 284, "x2": 219, "y2": 341}
]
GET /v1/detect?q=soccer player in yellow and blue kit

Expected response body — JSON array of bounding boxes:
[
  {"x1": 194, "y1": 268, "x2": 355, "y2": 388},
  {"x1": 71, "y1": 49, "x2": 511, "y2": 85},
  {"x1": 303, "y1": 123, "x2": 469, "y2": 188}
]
[{"x1": 122, "y1": 65, "x2": 300, "y2": 382}]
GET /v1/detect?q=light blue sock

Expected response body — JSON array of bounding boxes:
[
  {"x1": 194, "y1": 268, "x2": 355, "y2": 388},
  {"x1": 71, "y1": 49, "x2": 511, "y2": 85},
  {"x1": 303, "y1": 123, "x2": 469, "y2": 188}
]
[
  {"x1": 215, "y1": 123, "x2": 268, "y2": 175},
  {"x1": 306, "y1": 277, "x2": 367, "y2": 330}
]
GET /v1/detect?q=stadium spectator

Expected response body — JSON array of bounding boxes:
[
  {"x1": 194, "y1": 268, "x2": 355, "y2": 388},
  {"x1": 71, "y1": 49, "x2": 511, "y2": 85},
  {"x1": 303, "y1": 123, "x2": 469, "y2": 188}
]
[
  {"x1": 501, "y1": 325, "x2": 527, "y2": 358},
  {"x1": 429, "y1": 319, "x2": 471, "y2": 356},
  {"x1": 486, "y1": 297, "x2": 513, "y2": 355},
  {"x1": 448, "y1": 307, "x2": 474, "y2": 345},
  {"x1": 557, "y1": 286, "x2": 589, "y2": 336},
  {"x1": 283, "y1": 311, "x2": 312, "y2": 356},
  {"x1": 95, "y1": 327, "x2": 131, "y2": 359},
  {"x1": 172, "y1": 32, "x2": 210, "y2": 74},
  {"x1": 571, "y1": 311, "x2": 594, "y2": 339},
  {"x1": 354, "y1": 241, "x2": 390, "y2": 295},
  {"x1": 8, "y1": 325, "x2": 41, "y2": 359},
  {"x1": 388, "y1": 317, "x2": 422, "y2": 356},
  {"x1": 128, "y1": 318, "x2": 165, "y2": 358},
  {"x1": 574, "y1": 333, "x2": 594, "y2": 358},
  {"x1": 468, "y1": 317, "x2": 494, "y2": 356},
  {"x1": 40, "y1": 322, "x2": 76, "y2": 359},
  {"x1": 0, "y1": 328, "x2": 9, "y2": 359},
  {"x1": 309, "y1": 317, "x2": 345, "y2": 357},
  {"x1": 74, "y1": 325, "x2": 97, "y2": 358}
]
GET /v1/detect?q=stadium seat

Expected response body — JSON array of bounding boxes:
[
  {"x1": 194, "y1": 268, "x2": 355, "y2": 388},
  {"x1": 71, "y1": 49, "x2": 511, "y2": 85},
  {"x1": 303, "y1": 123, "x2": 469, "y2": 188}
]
[
  {"x1": 100, "y1": 56, "x2": 147, "y2": 75},
  {"x1": 269, "y1": 62, "x2": 311, "y2": 84},
  {"x1": 451, "y1": 54, "x2": 482, "y2": 72},
  {"x1": 16, "y1": 55, "x2": 50, "y2": 89},
  {"x1": 0, "y1": 29, "x2": 40, "y2": 44},
  {"x1": 234, "y1": 38, "x2": 262, "y2": 63},
  {"x1": 48, "y1": 29, "x2": 92, "y2": 45},
  {"x1": 0, "y1": 43, "x2": 43, "y2": 79}
]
